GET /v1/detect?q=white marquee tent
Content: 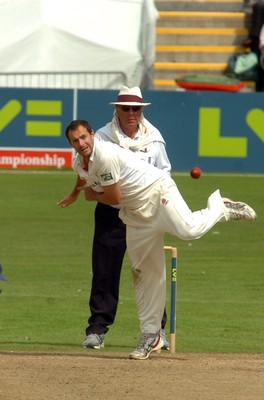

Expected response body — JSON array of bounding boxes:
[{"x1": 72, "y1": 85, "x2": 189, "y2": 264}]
[{"x1": 0, "y1": 0, "x2": 158, "y2": 89}]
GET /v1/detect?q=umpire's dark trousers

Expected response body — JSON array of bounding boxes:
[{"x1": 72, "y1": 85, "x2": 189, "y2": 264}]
[{"x1": 86, "y1": 202, "x2": 126, "y2": 335}]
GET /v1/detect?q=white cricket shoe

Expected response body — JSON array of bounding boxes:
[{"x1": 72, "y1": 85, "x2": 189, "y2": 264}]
[
  {"x1": 82, "y1": 333, "x2": 104, "y2": 349},
  {"x1": 129, "y1": 332, "x2": 164, "y2": 360},
  {"x1": 223, "y1": 198, "x2": 257, "y2": 221}
]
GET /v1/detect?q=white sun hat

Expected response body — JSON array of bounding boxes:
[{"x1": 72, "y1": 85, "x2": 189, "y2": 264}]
[{"x1": 109, "y1": 85, "x2": 151, "y2": 106}]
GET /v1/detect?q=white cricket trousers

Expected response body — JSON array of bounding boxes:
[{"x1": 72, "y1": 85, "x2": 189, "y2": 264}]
[{"x1": 119, "y1": 178, "x2": 228, "y2": 334}]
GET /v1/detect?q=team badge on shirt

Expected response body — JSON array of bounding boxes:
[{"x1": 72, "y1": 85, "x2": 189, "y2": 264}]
[
  {"x1": 161, "y1": 198, "x2": 169, "y2": 205},
  {"x1": 100, "y1": 173, "x2": 113, "y2": 181}
]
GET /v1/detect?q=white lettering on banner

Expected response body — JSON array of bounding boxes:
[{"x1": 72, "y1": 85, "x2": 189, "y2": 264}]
[{"x1": 0, "y1": 153, "x2": 66, "y2": 169}]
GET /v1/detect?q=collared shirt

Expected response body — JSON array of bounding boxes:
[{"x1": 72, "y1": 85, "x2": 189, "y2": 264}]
[{"x1": 73, "y1": 138, "x2": 170, "y2": 210}]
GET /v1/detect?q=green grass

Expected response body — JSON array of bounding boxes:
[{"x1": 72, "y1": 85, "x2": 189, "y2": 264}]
[{"x1": 0, "y1": 170, "x2": 263, "y2": 353}]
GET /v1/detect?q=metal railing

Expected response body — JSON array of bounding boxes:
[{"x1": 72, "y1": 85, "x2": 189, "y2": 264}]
[{"x1": 0, "y1": 71, "x2": 127, "y2": 89}]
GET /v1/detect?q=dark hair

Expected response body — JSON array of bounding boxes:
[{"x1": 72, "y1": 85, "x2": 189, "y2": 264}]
[{"x1": 65, "y1": 120, "x2": 93, "y2": 141}]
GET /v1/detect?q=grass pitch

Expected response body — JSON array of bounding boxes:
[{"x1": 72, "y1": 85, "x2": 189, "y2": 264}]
[{"x1": 0, "y1": 170, "x2": 263, "y2": 353}]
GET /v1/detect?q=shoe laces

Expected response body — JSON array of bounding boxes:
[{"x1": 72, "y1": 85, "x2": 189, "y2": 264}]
[
  {"x1": 90, "y1": 333, "x2": 104, "y2": 341},
  {"x1": 135, "y1": 333, "x2": 158, "y2": 350},
  {"x1": 224, "y1": 200, "x2": 245, "y2": 211}
]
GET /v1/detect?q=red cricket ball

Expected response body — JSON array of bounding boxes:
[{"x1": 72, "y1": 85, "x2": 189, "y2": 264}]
[{"x1": 190, "y1": 167, "x2": 202, "y2": 179}]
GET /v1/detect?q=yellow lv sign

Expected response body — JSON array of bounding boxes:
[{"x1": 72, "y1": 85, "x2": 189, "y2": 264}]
[{"x1": 198, "y1": 108, "x2": 247, "y2": 158}]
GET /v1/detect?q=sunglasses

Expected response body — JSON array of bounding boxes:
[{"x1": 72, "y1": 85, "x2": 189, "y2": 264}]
[{"x1": 120, "y1": 105, "x2": 142, "y2": 112}]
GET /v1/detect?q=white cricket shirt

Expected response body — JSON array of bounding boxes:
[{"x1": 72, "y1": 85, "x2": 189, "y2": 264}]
[{"x1": 73, "y1": 138, "x2": 169, "y2": 210}]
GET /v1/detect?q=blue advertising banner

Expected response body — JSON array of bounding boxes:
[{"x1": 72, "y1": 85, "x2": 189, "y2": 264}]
[
  {"x1": 0, "y1": 88, "x2": 74, "y2": 168},
  {"x1": 141, "y1": 90, "x2": 264, "y2": 173},
  {"x1": 0, "y1": 88, "x2": 73, "y2": 148},
  {"x1": 1, "y1": 88, "x2": 264, "y2": 172}
]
